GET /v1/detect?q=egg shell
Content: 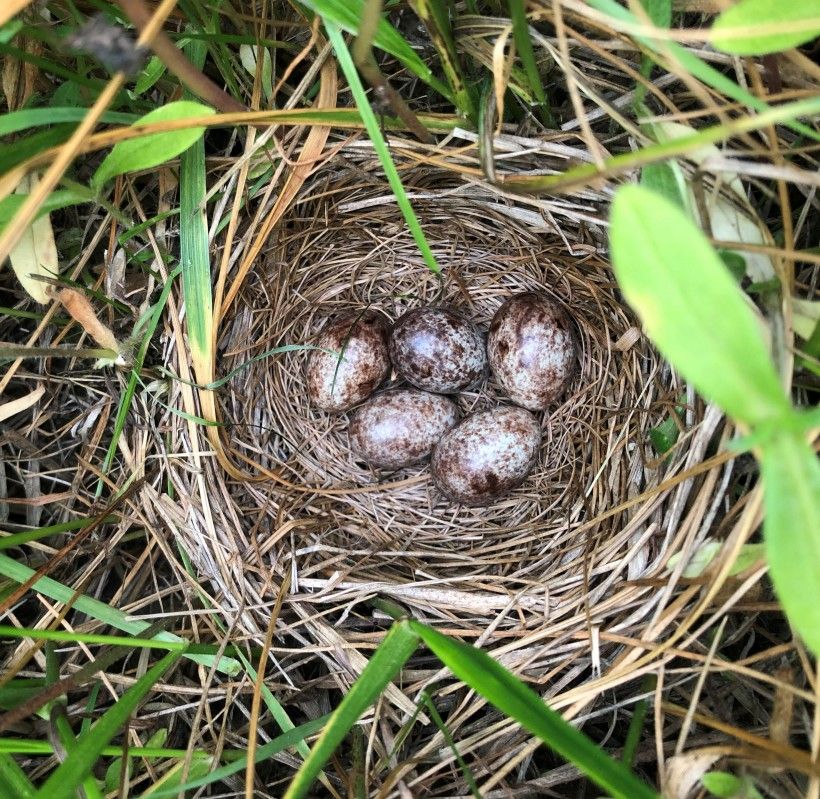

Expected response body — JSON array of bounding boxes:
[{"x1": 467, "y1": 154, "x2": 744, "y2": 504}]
[
  {"x1": 306, "y1": 311, "x2": 391, "y2": 413},
  {"x1": 389, "y1": 307, "x2": 486, "y2": 394},
  {"x1": 488, "y1": 292, "x2": 576, "y2": 411},
  {"x1": 349, "y1": 388, "x2": 460, "y2": 470},
  {"x1": 431, "y1": 406, "x2": 541, "y2": 506}
]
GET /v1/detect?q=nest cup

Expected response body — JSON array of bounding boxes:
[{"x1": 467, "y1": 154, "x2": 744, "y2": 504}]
[{"x1": 212, "y1": 166, "x2": 702, "y2": 640}]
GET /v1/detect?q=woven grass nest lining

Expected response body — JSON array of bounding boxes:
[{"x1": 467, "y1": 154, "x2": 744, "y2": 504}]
[{"x1": 201, "y1": 163, "x2": 725, "y2": 641}]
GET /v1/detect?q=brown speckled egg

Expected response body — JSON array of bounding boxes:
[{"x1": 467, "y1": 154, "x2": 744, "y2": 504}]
[
  {"x1": 431, "y1": 406, "x2": 541, "y2": 505},
  {"x1": 389, "y1": 307, "x2": 486, "y2": 394},
  {"x1": 349, "y1": 388, "x2": 459, "y2": 469},
  {"x1": 306, "y1": 311, "x2": 391, "y2": 413},
  {"x1": 488, "y1": 293, "x2": 576, "y2": 411}
]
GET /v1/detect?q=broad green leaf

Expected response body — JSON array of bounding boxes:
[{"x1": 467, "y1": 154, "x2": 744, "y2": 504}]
[
  {"x1": 793, "y1": 298, "x2": 820, "y2": 341},
  {"x1": 91, "y1": 101, "x2": 215, "y2": 190},
  {"x1": 409, "y1": 621, "x2": 659, "y2": 799},
  {"x1": 283, "y1": 621, "x2": 420, "y2": 799},
  {"x1": 761, "y1": 432, "x2": 820, "y2": 655},
  {"x1": 711, "y1": 0, "x2": 820, "y2": 55},
  {"x1": 239, "y1": 45, "x2": 273, "y2": 100},
  {"x1": 32, "y1": 651, "x2": 183, "y2": 799},
  {"x1": 609, "y1": 185, "x2": 790, "y2": 427}
]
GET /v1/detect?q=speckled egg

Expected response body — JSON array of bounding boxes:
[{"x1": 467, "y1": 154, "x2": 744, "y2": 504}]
[
  {"x1": 431, "y1": 406, "x2": 541, "y2": 505},
  {"x1": 488, "y1": 293, "x2": 576, "y2": 411},
  {"x1": 306, "y1": 311, "x2": 391, "y2": 413},
  {"x1": 349, "y1": 388, "x2": 460, "y2": 470},
  {"x1": 389, "y1": 307, "x2": 486, "y2": 394}
]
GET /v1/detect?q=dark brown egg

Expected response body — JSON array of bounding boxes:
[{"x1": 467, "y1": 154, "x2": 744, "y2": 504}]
[
  {"x1": 306, "y1": 311, "x2": 391, "y2": 413},
  {"x1": 389, "y1": 307, "x2": 486, "y2": 394},
  {"x1": 349, "y1": 389, "x2": 459, "y2": 469},
  {"x1": 431, "y1": 406, "x2": 541, "y2": 505},
  {"x1": 488, "y1": 293, "x2": 576, "y2": 411}
]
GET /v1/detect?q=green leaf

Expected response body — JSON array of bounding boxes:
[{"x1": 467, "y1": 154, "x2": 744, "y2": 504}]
[
  {"x1": 409, "y1": 621, "x2": 659, "y2": 799},
  {"x1": 283, "y1": 621, "x2": 420, "y2": 799},
  {"x1": 639, "y1": 161, "x2": 686, "y2": 211},
  {"x1": 32, "y1": 650, "x2": 183, "y2": 799},
  {"x1": 761, "y1": 432, "x2": 820, "y2": 655},
  {"x1": 711, "y1": 0, "x2": 820, "y2": 55},
  {"x1": 91, "y1": 101, "x2": 215, "y2": 190},
  {"x1": 0, "y1": 109, "x2": 137, "y2": 137},
  {"x1": 509, "y1": 0, "x2": 555, "y2": 126},
  {"x1": 133, "y1": 56, "x2": 167, "y2": 96},
  {"x1": 0, "y1": 190, "x2": 92, "y2": 235},
  {"x1": 649, "y1": 414, "x2": 680, "y2": 454},
  {"x1": 139, "y1": 756, "x2": 214, "y2": 795},
  {"x1": 609, "y1": 185, "x2": 790, "y2": 427},
  {"x1": 702, "y1": 770, "x2": 764, "y2": 799}
]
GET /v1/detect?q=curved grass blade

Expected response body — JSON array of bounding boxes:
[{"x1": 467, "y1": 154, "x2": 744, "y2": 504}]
[
  {"x1": 32, "y1": 650, "x2": 183, "y2": 799},
  {"x1": 760, "y1": 432, "x2": 820, "y2": 655},
  {"x1": 609, "y1": 185, "x2": 790, "y2": 427},
  {"x1": 0, "y1": 752, "x2": 35, "y2": 799},
  {"x1": 283, "y1": 621, "x2": 420, "y2": 799},
  {"x1": 409, "y1": 621, "x2": 660, "y2": 799}
]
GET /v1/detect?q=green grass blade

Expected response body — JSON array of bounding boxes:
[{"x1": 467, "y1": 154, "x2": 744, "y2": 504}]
[
  {"x1": 711, "y1": 0, "x2": 820, "y2": 55},
  {"x1": 409, "y1": 621, "x2": 659, "y2": 799},
  {"x1": 508, "y1": 0, "x2": 555, "y2": 126},
  {"x1": 283, "y1": 620, "x2": 420, "y2": 799},
  {"x1": 325, "y1": 22, "x2": 441, "y2": 274},
  {"x1": 761, "y1": 432, "x2": 820, "y2": 655},
  {"x1": 0, "y1": 108, "x2": 137, "y2": 137},
  {"x1": 633, "y1": 0, "x2": 671, "y2": 108},
  {"x1": 145, "y1": 716, "x2": 329, "y2": 797},
  {"x1": 609, "y1": 185, "x2": 790, "y2": 427},
  {"x1": 410, "y1": 0, "x2": 476, "y2": 120},
  {"x1": 91, "y1": 101, "x2": 215, "y2": 191},
  {"x1": 584, "y1": 0, "x2": 820, "y2": 142},
  {"x1": 0, "y1": 553, "x2": 240, "y2": 675},
  {"x1": 0, "y1": 753, "x2": 36, "y2": 799},
  {"x1": 179, "y1": 41, "x2": 213, "y2": 382},
  {"x1": 299, "y1": 0, "x2": 452, "y2": 100},
  {"x1": 504, "y1": 93, "x2": 820, "y2": 192},
  {"x1": 32, "y1": 650, "x2": 183, "y2": 799}
]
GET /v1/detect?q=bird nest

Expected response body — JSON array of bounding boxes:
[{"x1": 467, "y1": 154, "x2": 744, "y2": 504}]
[{"x1": 186, "y1": 158, "x2": 727, "y2": 672}]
